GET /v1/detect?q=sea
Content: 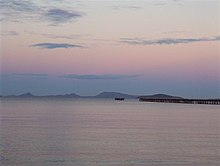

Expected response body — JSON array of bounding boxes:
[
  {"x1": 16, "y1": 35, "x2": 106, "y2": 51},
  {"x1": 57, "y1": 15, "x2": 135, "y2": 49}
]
[{"x1": 0, "y1": 98, "x2": 219, "y2": 166}]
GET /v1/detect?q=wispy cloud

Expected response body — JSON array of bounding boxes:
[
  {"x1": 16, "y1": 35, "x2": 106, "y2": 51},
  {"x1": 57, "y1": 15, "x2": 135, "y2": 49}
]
[
  {"x1": 43, "y1": 8, "x2": 82, "y2": 25},
  {"x1": 0, "y1": 31, "x2": 18, "y2": 36},
  {"x1": 60, "y1": 74, "x2": 140, "y2": 80},
  {"x1": 153, "y1": 0, "x2": 183, "y2": 7},
  {"x1": 12, "y1": 73, "x2": 48, "y2": 77},
  {"x1": 0, "y1": 74, "x2": 9, "y2": 77},
  {"x1": 0, "y1": 0, "x2": 39, "y2": 12},
  {"x1": 24, "y1": 31, "x2": 82, "y2": 40},
  {"x1": 121, "y1": 36, "x2": 220, "y2": 45},
  {"x1": 110, "y1": 5, "x2": 143, "y2": 10},
  {"x1": 40, "y1": 34, "x2": 80, "y2": 39},
  {"x1": 0, "y1": 0, "x2": 84, "y2": 25},
  {"x1": 154, "y1": 2, "x2": 167, "y2": 6},
  {"x1": 30, "y1": 43, "x2": 84, "y2": 49},
  {"x1": 0, "y1": 0, "x2": 40, "y2": 21},
  {"x1": 161, "y1": 30, "x2": 186, "y2": 34}
]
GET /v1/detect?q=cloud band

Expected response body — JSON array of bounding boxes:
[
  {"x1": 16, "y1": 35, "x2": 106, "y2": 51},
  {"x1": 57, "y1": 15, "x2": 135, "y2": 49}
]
[
  {"x1": 30, "y1": 43, "x2": 84, "y2": 49},
  {"x1": 121, "y1": 36, "x2": 220, "y2": 45},
  {"x1": 60, "y1": 74, "x2": 139, "y2": 80}
]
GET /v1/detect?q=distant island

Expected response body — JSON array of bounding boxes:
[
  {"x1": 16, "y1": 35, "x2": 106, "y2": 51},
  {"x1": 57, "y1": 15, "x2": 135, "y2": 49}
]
[
  {"x1": 1, "y1": 92, "x2": 219, "y2": 105},
  {"x1": 1, "y1": 92, "x2": 138, "y2": 99},
  {"x1": 1, "y1": 92, "x2": 180, "y2": 99}
]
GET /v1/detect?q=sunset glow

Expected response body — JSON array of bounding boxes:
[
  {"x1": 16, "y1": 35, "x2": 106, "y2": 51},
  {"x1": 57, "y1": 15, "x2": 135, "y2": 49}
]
[{"x1": 0, "y1": 0, "x2": 219, "y2": 97}]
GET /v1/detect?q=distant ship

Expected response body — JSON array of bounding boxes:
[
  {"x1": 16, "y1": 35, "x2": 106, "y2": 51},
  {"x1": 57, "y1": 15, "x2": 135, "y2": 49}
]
[{"x1": 115, "y1": 98, "x2": 125, "y2": 101}]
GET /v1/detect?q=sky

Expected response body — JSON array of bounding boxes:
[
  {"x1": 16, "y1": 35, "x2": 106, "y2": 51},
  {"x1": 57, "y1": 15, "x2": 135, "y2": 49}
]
[{"x1": 0, "y1": 0, "x2": 220, "y2": 98}]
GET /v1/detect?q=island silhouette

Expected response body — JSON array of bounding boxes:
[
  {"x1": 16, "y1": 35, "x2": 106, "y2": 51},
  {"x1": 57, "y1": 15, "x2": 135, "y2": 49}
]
[
  {"x1": 2, "y1": 92, "x2": 179, "y2": 99},
  {"x1": 2, "y1": 92, "x2": 219, "y2": 105}
]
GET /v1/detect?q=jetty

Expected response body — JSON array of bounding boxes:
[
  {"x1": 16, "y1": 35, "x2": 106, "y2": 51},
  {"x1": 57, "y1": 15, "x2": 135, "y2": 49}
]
[{"x1": 139, "y1": 98, "x2": 220, "y2": 105}]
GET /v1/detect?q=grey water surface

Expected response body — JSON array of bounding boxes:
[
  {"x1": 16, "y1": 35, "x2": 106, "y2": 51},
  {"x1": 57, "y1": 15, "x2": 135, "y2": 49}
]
[{"x1": 0, "y1": 99, "x2": 219, "y2": 166}]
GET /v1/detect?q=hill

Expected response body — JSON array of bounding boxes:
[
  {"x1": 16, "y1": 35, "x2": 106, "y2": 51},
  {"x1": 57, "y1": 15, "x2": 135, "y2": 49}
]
[
  {"x1": 93, "y1": 92, "x2": 137, "y2": 99},
  {"x1": 4, "y1": 92, "x2": 80, "y2": 98},
  {"x1": 3, "y1": 92, "x2": 181, "y2": 99},
  {"x1": 138, "y1": 94, "x2": 183, "y2": 99}
]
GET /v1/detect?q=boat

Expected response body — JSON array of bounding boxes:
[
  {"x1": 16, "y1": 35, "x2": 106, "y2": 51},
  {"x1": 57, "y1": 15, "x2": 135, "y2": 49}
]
[{"x1": 115, "y1": 98, "x2": 125, "y2": 101}]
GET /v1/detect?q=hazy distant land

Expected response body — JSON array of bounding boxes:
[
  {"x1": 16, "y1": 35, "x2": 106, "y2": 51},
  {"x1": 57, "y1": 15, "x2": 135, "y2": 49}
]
[
  {"x1": 1, "y1": 92, "x2": 220, "y2": 105},
  {"x1": 2, "y1": 92, "x2": 217, "y2": 100},
  {"x1": 1, "y1": 92, "x2": 181, "y2": 99}
]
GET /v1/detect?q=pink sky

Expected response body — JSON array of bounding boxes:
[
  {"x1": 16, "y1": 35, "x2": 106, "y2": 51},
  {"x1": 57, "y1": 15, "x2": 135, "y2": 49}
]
[{"x1": 0, "y1": 0, "x2": 219, "y2": 97}]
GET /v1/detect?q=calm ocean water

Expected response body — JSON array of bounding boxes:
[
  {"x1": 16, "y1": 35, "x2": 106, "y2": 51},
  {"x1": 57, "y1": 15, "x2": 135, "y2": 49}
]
[{"x1": 0, "y1": 99, "x2": 219, "y2": 166}]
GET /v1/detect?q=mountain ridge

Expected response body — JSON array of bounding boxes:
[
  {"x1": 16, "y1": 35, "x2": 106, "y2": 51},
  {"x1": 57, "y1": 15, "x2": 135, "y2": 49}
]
[
  {"x1": 2, "y1": 92, "x2": 183, "y2": 99},
  {"x1": 138, "y1": 93, "x2": 183, "y2": 99}
]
